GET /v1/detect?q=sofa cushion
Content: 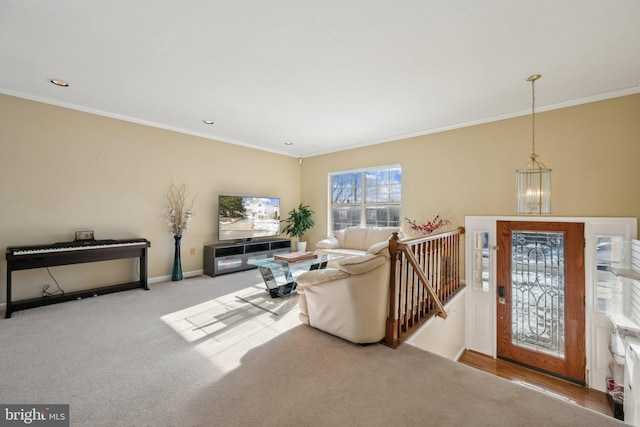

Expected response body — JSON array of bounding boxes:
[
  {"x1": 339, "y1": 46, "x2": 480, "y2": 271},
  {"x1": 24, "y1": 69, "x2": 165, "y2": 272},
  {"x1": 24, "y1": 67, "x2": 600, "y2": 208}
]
[
  {"x1": 362, "y1": 227, "x2": 399, "y2": 250},
  {"x1": 337, "y1": 254, "x2": 386, "y2": 275},
  {"x1": 331, "y1": 226, "x2": 399, "y2": 251},
  {"x1": 343, "y1": 227, "x2": 369, "y2": 251},
  {"x1": 316, "y1": 227, "x2": 400, "y2": 255}
]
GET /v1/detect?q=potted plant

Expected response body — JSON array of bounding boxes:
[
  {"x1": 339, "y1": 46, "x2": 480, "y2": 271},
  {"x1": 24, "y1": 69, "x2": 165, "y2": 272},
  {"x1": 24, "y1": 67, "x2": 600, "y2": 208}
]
[{"x1": 282, "y1": 203, "x2": 315, "y2": 252}]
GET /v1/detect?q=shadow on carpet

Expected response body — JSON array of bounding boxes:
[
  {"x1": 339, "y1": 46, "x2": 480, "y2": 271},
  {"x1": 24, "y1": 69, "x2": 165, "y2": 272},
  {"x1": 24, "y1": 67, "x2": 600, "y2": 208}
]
[{"x1": 184, "y1": 325, "x2": 625, "y2": 427}]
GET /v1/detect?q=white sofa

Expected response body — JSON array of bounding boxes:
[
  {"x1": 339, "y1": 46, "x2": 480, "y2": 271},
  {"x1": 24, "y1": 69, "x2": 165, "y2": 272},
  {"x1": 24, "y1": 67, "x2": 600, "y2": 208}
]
[
  {"x1": 296, "y1": 227, "x2": 400, "y2": 344},
  {"x1": 314, "y1": 226, "x2": 400, "y2": 259}
]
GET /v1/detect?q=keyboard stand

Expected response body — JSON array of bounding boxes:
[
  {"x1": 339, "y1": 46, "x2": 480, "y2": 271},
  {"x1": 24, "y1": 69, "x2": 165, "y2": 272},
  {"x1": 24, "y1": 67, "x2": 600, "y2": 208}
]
[{"x1": 5, "y1": 240, "x2": 150, "y2": 318}]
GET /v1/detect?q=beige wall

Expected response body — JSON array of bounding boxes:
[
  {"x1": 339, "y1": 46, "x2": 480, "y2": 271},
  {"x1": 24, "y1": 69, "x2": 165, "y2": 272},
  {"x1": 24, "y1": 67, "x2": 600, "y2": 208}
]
[
  {"x1": 301, "y1": 94, "x2": 640, "y2": 248},
  {"x1": 0, "y1": 95, "x2": 301, "y2": 302},
  {"x1": 2, "y1": 93, "x2": 639, "y2": 304}
]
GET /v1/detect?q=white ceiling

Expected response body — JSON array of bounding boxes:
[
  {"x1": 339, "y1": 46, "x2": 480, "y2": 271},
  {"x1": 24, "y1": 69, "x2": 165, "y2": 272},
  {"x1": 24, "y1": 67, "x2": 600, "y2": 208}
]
[{"x1": 1, "y1": 1, "x2": 639, "y2": 158}]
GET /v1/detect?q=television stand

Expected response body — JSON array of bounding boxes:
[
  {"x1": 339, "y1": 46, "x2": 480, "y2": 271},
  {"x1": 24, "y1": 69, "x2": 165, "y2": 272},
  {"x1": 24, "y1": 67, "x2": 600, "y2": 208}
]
[{"x1": 203, "y1": 239, "x2": 291, "y2": 277}]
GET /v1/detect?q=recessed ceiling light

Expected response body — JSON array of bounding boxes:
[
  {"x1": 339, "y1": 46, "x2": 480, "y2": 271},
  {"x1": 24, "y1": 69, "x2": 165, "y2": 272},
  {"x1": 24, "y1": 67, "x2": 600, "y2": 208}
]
[
  {"x1": 203, "y1": 120, "x2": 214, "y2": 125},
  {"x1": 284, "y1": 142, "x2": 293, "y2": 145},
  {"x1": 49, "y1": 79, "x2": 69, "y2": 87}
]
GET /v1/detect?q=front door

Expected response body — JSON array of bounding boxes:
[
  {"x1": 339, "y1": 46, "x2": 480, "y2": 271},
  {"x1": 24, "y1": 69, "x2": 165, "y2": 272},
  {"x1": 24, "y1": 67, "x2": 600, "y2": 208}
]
[{"x1": 496, "y1": 221, "x2": 586, "y2": 384}]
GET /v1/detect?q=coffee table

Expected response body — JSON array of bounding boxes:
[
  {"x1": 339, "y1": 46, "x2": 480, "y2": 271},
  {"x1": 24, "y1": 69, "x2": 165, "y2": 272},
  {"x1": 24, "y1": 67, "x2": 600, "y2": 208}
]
[{"x1": 249, "y1": 254, "x2": 342, "y2": 298}]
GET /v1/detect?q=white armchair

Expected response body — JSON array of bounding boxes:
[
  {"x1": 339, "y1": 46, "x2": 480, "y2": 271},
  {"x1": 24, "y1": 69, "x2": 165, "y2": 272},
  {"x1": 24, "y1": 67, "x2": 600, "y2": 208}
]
[{"x1": 296, "y1": 227, "x2": 399, "y2": 344}]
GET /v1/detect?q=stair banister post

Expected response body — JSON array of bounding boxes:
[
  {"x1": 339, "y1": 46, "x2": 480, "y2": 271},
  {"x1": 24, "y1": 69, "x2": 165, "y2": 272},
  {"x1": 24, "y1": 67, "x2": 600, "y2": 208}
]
[{"x1": 385, "y1": 231, "x2": 401, "y2": 347}]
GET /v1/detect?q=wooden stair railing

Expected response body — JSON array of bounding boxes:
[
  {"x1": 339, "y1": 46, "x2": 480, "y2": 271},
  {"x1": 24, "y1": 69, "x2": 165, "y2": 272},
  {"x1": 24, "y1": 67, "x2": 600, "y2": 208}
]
[{"x1": 384, "y1": 226, "x2": 465, "y2": 348}]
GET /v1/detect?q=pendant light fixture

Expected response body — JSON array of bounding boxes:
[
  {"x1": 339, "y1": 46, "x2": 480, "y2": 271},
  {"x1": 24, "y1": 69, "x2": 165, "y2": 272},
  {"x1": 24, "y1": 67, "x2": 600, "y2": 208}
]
[{"x1": 516, "y1": 74, "x2": 551, "y2": 215}]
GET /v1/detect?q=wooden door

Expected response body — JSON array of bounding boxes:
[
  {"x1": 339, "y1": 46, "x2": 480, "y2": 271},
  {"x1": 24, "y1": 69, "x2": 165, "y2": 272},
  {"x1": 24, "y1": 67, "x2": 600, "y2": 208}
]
[{"x1": 497, "y1": 221, "x2": 585, "y2": 384}]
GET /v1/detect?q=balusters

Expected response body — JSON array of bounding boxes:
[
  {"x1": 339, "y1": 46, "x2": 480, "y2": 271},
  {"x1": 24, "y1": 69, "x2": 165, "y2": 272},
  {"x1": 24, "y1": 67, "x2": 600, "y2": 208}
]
[{"x1": 385, "y1": 227, "x2": 466, "y2": 348}]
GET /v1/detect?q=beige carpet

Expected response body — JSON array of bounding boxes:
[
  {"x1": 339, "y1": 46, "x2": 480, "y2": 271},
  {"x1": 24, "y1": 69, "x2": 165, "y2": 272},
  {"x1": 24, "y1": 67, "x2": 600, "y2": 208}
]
[
  {"x1": 0, "y1": 271, "x2": 625, "y2": 426},
  {"x1": 161, "y1": 283, "x2": 299, "y2": 340}
]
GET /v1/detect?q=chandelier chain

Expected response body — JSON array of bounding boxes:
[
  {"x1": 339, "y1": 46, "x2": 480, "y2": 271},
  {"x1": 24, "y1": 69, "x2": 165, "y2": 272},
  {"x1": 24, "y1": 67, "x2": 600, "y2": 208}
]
[{"x1": 531, "y1": 77, "x2": 536, "y2": 156}]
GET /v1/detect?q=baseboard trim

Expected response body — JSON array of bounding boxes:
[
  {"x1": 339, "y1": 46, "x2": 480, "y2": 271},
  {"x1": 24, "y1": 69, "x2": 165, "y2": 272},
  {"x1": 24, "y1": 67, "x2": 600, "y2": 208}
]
[
  {"x1": 0, "y1": 271, "x2": 208, "y2": 307},
  {"x1": 453, "y1": 346, "x2": 467, "y2": 362},
  {"x1": 149, "y1": 269, "x2": 204, "y2": 284}
]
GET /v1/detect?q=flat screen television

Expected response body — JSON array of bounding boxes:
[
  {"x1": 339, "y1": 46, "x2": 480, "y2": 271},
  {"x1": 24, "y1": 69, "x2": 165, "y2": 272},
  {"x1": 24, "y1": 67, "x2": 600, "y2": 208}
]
[{"x1": 218, "y1": 195, "x2": 281, "y2": 242}]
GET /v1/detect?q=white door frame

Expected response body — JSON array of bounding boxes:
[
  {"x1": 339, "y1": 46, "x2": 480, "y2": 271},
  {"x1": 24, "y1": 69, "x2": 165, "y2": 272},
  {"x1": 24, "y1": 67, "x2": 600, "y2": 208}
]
[{"x1": 465, "y1": 216, "x2": 637, "y2": 391}]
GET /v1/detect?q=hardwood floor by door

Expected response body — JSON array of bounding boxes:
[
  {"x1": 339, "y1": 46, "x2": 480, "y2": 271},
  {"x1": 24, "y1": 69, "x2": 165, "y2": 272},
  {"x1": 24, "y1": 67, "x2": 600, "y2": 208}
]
[{"x1": 458, "y1": 350, "x2": 613, "y2": 418}]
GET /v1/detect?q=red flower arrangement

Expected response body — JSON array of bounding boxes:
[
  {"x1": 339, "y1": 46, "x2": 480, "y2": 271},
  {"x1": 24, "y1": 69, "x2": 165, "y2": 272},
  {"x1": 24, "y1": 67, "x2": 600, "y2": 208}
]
[{"x1": 405, "y1": 214, "x2": 450, "y2": 235}]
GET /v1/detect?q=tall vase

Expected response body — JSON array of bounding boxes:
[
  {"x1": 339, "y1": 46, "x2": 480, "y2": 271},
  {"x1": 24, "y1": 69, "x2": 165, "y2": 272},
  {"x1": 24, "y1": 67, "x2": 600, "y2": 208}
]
[{"x1": 172, "y1": 235, "x2": 183, "y2": 281}]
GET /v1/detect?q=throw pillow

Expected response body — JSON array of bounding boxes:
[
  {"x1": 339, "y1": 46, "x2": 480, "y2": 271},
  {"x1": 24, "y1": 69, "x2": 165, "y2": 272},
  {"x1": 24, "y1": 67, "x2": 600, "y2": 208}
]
[{"x1": 316, "y1": 236, "x2": 340, "y2": 249}]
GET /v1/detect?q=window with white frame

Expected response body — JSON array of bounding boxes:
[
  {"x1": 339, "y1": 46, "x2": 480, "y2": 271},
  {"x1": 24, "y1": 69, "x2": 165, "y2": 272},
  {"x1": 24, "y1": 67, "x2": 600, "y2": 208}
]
[{"x1": 329, "y1": 164, "x2": 402, "y2": 232}]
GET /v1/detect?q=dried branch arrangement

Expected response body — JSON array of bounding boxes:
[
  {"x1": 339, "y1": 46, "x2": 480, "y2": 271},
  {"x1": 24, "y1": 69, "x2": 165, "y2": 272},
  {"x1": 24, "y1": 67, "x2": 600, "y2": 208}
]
[{"x1": 165, "y1": 183, "x2": 195, "y2": 237}]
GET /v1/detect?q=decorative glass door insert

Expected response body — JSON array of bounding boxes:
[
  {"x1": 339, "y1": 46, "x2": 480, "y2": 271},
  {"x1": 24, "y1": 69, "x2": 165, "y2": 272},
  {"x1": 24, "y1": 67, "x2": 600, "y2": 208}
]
[{"x1": 511, "y1": 230, "x2": 565, "y2": 358}]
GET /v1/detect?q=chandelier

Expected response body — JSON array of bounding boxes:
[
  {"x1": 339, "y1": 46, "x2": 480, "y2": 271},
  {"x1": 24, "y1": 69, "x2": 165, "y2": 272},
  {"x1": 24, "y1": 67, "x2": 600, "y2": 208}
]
[{"x1": 516, "y1": 74, "x2": 551, "y2": 215}]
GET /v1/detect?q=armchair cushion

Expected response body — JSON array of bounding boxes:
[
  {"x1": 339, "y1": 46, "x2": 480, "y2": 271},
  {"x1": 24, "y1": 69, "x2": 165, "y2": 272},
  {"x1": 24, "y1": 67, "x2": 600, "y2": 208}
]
[
  {"x1": 297, "y1": 268, "x2": 350, "y2": 286},
  {"x1": 337, "y1": 254, "x2": 386, "y2": 275}
]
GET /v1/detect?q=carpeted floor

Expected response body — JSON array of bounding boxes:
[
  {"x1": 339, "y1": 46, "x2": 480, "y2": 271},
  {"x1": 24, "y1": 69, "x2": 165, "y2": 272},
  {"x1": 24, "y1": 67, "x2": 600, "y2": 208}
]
[{"x1": 0, "y1": 271, "x2": 626, "y2": 426}]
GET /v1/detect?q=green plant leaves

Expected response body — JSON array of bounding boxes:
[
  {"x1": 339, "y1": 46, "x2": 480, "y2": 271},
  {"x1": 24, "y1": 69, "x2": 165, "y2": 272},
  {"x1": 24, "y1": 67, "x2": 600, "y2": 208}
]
[{"x1": 282, "y1": 203, "x2": 315, "y2": 240}]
